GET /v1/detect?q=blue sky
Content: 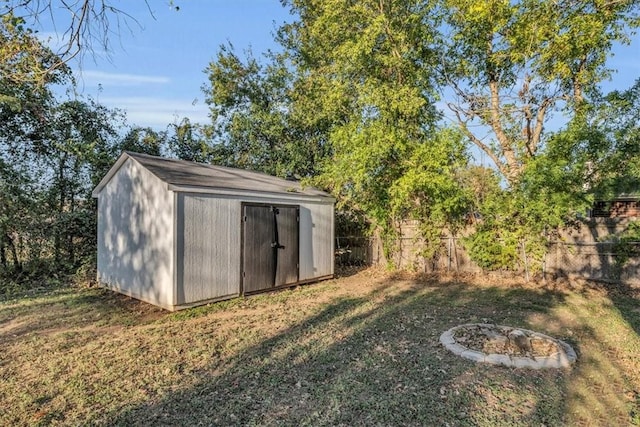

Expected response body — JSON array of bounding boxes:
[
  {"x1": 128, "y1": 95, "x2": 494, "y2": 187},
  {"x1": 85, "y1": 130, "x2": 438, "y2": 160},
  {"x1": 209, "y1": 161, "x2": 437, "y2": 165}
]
[
  {"x1": 33, "y1": 1, "x2": 640, "y2": 130},
  {"x1": 43, "y1": 1, "x2": 292, "y2": 128}
]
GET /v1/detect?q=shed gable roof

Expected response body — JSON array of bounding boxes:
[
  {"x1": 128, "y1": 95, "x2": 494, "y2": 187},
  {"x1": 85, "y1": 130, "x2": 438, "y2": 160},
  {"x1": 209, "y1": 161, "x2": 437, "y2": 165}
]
[{"x1": 93, "y1": 151, "x2": 334, "y2": 200}]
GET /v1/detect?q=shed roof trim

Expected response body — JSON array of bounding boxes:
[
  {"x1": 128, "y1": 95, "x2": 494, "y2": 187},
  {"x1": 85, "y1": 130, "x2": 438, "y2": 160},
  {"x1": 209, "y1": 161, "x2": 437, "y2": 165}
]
[{"x1": 92, "y1": 151, "x2": 334, "y2": 200}]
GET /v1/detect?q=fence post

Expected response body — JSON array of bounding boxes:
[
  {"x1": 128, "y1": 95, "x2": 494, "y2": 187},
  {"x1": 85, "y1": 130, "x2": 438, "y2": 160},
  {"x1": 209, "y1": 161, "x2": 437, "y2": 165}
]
[
  {"x1": 542, "y1": 245, "x2": 547, "y2": 282},
  {"x1": 453, "y1": 237, "x2": 459, "y2": 272},
  {"x1": 521, "y1": 239, "x2": 530, "y2": 282}
]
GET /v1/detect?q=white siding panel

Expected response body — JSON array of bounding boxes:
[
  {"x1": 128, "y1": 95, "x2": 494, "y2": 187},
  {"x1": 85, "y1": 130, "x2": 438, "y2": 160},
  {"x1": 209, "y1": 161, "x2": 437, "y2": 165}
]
[
  {"x1": 177, "y1": 195, "x2": 241, "y2": 304},
  {"x1": 97, "y1": 158, "x2": 174, "y2": 308},
  {"x1": 299, "y1": 202, "x2": 334, "y2": 280}
]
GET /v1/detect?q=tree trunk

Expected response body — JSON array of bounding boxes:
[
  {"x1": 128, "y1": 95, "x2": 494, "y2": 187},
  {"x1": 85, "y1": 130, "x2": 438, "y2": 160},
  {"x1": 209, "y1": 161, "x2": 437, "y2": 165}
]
[
  {"x1": 0, "y1": 233, "x2": 6, "y2": 269},
  {"x1": 54, "y1": 154, "x2": 67, "y2": 265},
  {"x1": 5, "y1": 233, "x2": 21, "y2": 272}
]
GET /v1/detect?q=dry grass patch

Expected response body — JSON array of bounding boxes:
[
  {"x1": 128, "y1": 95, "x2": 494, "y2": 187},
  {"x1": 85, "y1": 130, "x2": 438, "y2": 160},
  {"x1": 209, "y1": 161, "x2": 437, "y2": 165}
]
[{"x1": 1, "y1": 268, "x2": 639, "y2": 426}]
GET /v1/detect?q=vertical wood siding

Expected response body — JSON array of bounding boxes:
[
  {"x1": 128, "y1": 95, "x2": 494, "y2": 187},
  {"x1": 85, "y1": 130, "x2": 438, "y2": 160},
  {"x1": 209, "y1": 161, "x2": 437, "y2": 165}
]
[
  {"x1": 178, "y1": 196, "x2": 333, "y2": 303},
  {"x1": 176, "y1": 194, "x2": 241, "y2": 304},
  {"x1": 242, "y1": 205, "x2": 277, "y2": 293},
  {"x1": 274, "y1": 206, "x2": 300, "y2": 286},
  {"x1": 97, "y1": 159, "x2": 174, "y2": 308},
  {"x1": 242, "y1": 204, "x2": 300, "y2": 293},
  {"x1": 299, "y1": 202, "x2": 334, "y2": 281}
]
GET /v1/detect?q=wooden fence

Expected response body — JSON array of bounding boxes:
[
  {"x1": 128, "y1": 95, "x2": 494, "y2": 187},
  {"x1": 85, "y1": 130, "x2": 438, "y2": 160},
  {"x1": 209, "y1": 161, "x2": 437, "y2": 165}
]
[{"x1": 335, "y1": 218, "x2": 640, "y2": 286}]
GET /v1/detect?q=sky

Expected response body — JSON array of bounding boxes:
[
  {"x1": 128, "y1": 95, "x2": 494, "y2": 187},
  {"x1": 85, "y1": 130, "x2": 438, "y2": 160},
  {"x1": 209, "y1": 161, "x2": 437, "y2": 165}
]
[
  {"x1": 42, "y1": 0, "x2": 293, "y2": 129},
  {"x1": 28, "y1": 1, "x2": 640, "y2": 131}
]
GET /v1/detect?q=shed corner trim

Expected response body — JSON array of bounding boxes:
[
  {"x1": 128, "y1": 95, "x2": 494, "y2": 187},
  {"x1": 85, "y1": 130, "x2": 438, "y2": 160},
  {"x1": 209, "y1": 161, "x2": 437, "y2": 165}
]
[{"x1": 91, "y1": 152, "x2": 133, "y2": 198}]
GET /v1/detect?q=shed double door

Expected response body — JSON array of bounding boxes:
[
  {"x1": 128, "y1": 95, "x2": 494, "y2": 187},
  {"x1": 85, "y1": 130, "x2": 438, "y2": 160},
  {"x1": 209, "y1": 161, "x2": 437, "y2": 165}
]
[{"x1": 242, "y1": 204, "x2": 299, "y2": 293}]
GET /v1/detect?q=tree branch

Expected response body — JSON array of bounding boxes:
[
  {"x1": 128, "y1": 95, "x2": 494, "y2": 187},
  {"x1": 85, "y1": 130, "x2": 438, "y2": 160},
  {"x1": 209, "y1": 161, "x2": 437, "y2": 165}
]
[
  {"x1": 529, "y1": 97, "x2": 553, "y2": 156},
  {"x1": 488, "y1": 79, "x2": 520, "y2": 183},
  {"x1": 448, "y1": 101, "x2": 508, "y2": 176},
  {"x1": 2, "y1": 0, "x2": 155, "y2": 78}
]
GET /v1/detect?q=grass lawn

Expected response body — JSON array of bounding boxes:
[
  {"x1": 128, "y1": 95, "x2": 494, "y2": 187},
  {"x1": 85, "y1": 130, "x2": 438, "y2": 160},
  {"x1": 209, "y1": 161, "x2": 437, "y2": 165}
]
[{"x1": 1, "y1": 268, "x2": 639, "y2": 426}]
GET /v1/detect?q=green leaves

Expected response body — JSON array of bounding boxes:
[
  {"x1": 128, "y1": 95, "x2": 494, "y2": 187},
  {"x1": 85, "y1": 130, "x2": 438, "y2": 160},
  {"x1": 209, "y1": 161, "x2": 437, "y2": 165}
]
[
  {"x1": 204, "y1": 45, "x2": 327, "y2": 178},
  {"x1": 440, "y1": 0, "x2": 640, "y2": 185},
  {"x1": 0, "y1": 12, "x2": 68, "y2": 106},
  {"x1": 202, "y1": 0, "x2": 640, "y2": 272},
  {"x1": 612, "y1": 220, "x2": 640, "y2": 270},
  {"x1": 201, "y1": 1, "x2": 473, "y2": 265},
  {"x1": 281, "y1": 0, "x2": 457, "y2": 255},
  {"x1": 0, "y1": 94, "x2": 125, "y2": 276}
]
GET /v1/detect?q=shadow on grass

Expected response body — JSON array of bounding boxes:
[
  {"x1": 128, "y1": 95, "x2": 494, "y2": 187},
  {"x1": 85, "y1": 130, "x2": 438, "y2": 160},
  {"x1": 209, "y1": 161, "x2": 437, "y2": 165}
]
[
  {"x1": 566, "y1": 224, "x2": 640, "y2": 338},
  {"x1": 0, "y1": 286, "x2": 165, "y2": 342},
  {"x1": 601, "y1": 281, "x2": 640, "y2": 336},
  {"x1": 6, "y1": 273, "x2": 635, "y2": 425},
  {"x1": 104, "y1": 277, "x2": 615, "y2": 426}
]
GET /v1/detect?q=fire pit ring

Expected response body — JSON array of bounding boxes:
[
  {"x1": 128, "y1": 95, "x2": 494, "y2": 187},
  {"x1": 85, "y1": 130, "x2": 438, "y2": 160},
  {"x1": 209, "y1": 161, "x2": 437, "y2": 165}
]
[{"x1": 440, "y1": 323, "x2": 577, "y2": 369}]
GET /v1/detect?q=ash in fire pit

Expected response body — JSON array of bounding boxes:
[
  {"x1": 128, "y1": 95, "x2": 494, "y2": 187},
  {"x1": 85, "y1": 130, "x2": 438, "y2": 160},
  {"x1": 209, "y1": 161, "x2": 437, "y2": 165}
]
[{"x1": 440, "y1": 323, "x2": 577, "y2": 369}]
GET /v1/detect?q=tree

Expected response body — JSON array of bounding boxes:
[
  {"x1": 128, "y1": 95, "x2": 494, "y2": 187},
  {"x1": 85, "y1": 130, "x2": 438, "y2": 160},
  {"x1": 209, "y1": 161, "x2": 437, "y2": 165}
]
[
  {"x1": 167, "y1": 117, "x2": 213, "y2": 163},
  {"x1": 37, "y1": 99, "x2": 122, "y2": 268},
  {"x1": 0, "y1": 12, "x2": 68, "y2": 113},
  {"x1": 117, "y1": 126, "x2": 165, "y2": 156},
  {"x1": 204, "y1": 44, "x2": 329, "y2": 178},
  {"x1": 438, "y1": 0, "x2": 640, "y2": 186},
  {"x1": 0, "y1": 159, "x2": 37, "y2": 272},
  {"x1": 274, "y1": 0, "x2": 473, "y2": 262},
  {"x1": 205, "y1": 45, "x2": 282, "y2": 173},
  {"x1": 430, "y1": 1, "x2": 640, "y2": 272},
  {"x1": 204, "y1": 0, "x2": 639, "y2": 271},
  {"x1": 461, "y1": 78, "x2": 640, "y2": 273},
  {"x1": 586, "y1": 78, "x2": 640, "y2": 197},
  {"x1": 0, "y1": 94, "x2": 123, "y2": 279},
  {"x1": 0, "y1": 1, "x2": 176, "y2": 282}
]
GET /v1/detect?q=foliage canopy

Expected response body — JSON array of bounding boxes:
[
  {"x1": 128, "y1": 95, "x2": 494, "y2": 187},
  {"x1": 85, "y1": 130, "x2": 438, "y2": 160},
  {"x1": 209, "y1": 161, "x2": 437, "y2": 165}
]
[{"x1": 200, "y1": 0, "x2": 640, "y2": 270}]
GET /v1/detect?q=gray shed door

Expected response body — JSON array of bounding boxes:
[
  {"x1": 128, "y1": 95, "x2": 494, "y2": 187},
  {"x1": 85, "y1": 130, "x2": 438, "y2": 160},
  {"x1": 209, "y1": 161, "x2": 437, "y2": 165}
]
[{"x1": 242, "y1": 204, "x2": 299, "y2": 293}]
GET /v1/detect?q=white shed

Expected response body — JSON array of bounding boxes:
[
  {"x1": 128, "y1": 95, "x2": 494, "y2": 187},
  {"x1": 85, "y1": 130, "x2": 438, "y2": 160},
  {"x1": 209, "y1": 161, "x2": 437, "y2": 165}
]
[{"x1": 92, "y1": 152, "x2": 335, "y2": 311}]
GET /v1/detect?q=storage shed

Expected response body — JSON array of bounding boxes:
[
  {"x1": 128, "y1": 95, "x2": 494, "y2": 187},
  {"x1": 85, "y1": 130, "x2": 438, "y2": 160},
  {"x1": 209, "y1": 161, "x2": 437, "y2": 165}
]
[{"x1": 92, "y1": 152, "x2": 335, "y2": 311}]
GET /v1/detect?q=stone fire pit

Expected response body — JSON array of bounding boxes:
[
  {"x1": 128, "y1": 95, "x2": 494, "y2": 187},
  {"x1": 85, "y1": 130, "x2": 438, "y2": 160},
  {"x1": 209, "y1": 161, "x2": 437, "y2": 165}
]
[{"x1": 440, "y1": 323, "x2": 577, "y2": 369}]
